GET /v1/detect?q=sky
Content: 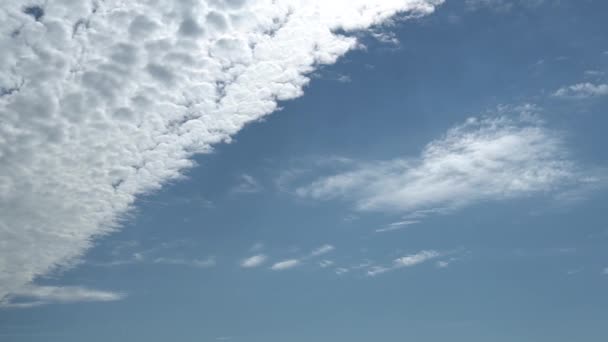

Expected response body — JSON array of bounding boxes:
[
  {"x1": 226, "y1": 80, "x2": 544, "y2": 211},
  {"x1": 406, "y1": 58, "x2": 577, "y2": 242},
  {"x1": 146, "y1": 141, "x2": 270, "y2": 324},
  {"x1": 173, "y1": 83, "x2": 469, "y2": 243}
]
[{"x1": 0, "y1": 0, "x2": 607, "y2": 341}]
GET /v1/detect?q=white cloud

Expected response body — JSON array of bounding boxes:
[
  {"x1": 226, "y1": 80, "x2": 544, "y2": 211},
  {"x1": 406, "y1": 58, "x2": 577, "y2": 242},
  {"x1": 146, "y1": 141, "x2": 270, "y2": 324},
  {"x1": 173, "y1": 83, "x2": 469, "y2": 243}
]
[
  {"x1": 241, "y1": 254, "x2": 267, "y2": 268},
  {"x1": 0, "y1": 0, "x2": 443, "y2": 301},
  {"x1": 603, "y1": 268, "x2": 608, "y2": 275},
  {"x1": 319, "y1": 260, "x2": 334, "y2": 268},
  {"x1": 335, "y1": 267, "x2": 350, "y2": 275},
  {"x1": 367, "y1": 250, "x2": 440, "y2": 277},
  {"x1": 297, "y1": 114, "x2": 583, "y2": 215},
  {"x1": 270, "y1": 259, "x2": 300, "y2": 271},
  {"x1": 0, "y1": 285, "x2": 124, "y2": 309},
  {"x1": 310, "y1": 244, "x2": 335, "y2": 257},
  {"x1": 375, "y1": 220, "x2": 419, "y2": 233},
  {"x1": 153, "y1": 257, "x2": 216, "y2": 268},
  {"x1": 553, "y1": 82, "x2": 608, "y2": 99},
  {"x1": 266, "y1": 244, "x2": 334, "y2": 271}
]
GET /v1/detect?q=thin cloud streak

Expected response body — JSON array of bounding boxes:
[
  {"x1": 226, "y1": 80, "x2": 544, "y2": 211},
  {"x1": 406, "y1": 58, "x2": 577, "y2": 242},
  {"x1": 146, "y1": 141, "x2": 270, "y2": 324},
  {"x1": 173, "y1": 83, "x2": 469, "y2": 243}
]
[
  {"x1": 367, "y1": 250, "x2": 440, "y2": 277},
  {"x1": 270, "y1": 259, "x2": 300, "y2": 271},
  {"x1": 0, "y1": 285, "x2": 125, "y2": 309},
  {"x1": 241, "y1": 255, "x2": 268, "y2": 268}
]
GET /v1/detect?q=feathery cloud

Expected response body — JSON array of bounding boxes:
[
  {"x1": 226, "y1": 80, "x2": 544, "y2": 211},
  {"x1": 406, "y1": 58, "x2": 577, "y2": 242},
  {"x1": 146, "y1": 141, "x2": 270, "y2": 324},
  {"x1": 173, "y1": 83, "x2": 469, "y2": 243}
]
[
  {"x1": 297, "y1": 113, "x2": 584, "y2": 215},
  {"x1": 367, "y1": 250, "x2": 440, "y2": 277}
]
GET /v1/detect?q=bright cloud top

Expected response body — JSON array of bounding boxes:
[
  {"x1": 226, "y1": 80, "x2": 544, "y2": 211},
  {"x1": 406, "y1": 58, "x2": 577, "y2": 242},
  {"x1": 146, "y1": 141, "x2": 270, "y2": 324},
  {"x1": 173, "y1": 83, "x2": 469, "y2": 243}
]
[
  {"x1": 0, "y1": 0, "x2": 443, "y2": 301},
  {"x1": 297, "y1": 114, "x2": 581, "y2": 213}
]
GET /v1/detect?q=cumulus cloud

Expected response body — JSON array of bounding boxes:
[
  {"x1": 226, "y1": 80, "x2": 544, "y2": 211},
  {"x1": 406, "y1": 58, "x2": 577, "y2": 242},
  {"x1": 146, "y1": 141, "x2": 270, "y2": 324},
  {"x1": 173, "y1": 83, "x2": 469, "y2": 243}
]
[
  {"x1": 0, "y1": 0, "x2": 443, "y2": 301},
  {"x1": 552, "y1": 82, "x2": 608, "y2": 99},
  {"x1": 270, "y1": 259, "x2": 300, "y2": 271},
  {"x1": 297, "y1": 113, "x2": 584, "y2": 215},
  {"x1": 241, "y1": 254, "x2": 267, "y2": 268},
  {"x1": 367, "y1": 250, "x2": 440, "y2": 277},
  {"x1": 0, "y1": 285, "x2": 124, "y2": 309}
]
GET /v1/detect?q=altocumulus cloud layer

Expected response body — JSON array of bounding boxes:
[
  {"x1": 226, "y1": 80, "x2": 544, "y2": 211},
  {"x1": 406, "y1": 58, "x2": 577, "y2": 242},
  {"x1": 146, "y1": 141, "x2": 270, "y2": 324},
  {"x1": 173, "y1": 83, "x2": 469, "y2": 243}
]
[{"x1": 0, "y1": 0, "x2": 443, "y2": 301}]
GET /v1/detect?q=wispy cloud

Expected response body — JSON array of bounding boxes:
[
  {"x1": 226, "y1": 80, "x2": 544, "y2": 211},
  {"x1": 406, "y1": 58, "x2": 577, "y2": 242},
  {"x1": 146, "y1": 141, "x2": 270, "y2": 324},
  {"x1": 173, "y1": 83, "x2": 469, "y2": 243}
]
[
  {"x1": 310, "y1": 244, "x2": 335, "y2": 257},
  {"x1": 375, "y1": 220, "x2": 419, "y2": 233},
  {"x1": 296, "y1": 113, "x2": 587, "y2": 217},
  {"x1": 367, "y1": 250, "x2": 440, "y2": 277},
  {"x1": 465, "y1": 0, "x2": 545, "y2": 12},
  {"x1": 269, "y1": 244, "x2": 336, "y2": 271},
  {"x1": 0, "y1": 285, "x2": 125, "y2": 309},
  {"x1": 319, "y1": 260, "x2": 334, "y2": 268},
  {"x1": 153, "y1": 257, "x2": 216, "y2": 268},
  {"x1": 270, "y1": 259, "x2": 300, "y2": 271},
  {"x1": 241, "y1": 255, "x2": 268, "y2": 268},
  {"x1": 232, "y1": 174, "x2": 263, "y2": 194},
  {"x1": 553, "y1": 82, "x2": 608, "y2": 99}
]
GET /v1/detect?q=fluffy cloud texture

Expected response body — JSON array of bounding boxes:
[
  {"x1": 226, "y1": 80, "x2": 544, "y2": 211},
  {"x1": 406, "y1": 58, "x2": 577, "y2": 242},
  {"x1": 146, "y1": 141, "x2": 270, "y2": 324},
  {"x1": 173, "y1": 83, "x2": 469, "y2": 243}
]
[
  {"x1": 297, "y1": 113, "x2": 584, "y2": 213},
  {"x1": 0, "y1": 0, "x2": 443, "y2": 301},
  {"x1": 553, "y1": 82, "x2": 608, "y2": 99}
]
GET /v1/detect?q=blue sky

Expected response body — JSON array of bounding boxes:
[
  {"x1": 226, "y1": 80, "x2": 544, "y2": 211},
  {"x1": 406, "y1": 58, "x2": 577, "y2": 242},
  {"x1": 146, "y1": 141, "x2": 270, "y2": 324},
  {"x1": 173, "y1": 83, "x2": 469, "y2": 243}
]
[{"x1": 1, "y1": 1, "x2": 607, "y2": 341}]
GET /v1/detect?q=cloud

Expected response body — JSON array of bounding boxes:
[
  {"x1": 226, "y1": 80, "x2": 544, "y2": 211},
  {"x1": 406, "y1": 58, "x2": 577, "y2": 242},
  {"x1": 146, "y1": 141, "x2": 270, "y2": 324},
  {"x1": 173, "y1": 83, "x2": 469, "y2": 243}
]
[
  {"x1": 375, "y1": 220, "x2": 419, "y2": 233},
  {"x1": 241, "y1": 254, "x2": 267, "y2": 268},
  {"x1": 270, "y1": 259, "x2": 300, "y2": 271},
  {"x1": 0, "y1": 285, "x2": 124, "y2": 309},
  {"x1": 436, "y1": 261, "x2": 450, "y2": 268},
  {"x1": 268, "y1": 244, "x2": 335, "y2": 271},
  {"x1": 0, "y1": 0, "x2": 443, "y2": 301},
  {"x1": 232, "y1": 174, "x2": 263, "y2": 194},
  {"x1": 553, "y1": 82, "x2": 608, "y2": 99},
  {"x1": 465, "y1": 0, "x2": 545, "y2": 12},
  {"x1": 319, "y1": 260, "x2": 334, "y2": 268},
  {"x1": 310, "y1": 244, "x2": 335, "y2": 257},
  {"x1": 153, "y1": 257, "x2": 216, "y2": 268},
  {"x1": 367, "y1": 250, "x2": 440, "y2": 276},
  {"x1": 296, "y1": 113, "x2": 585, "y2": 215}
]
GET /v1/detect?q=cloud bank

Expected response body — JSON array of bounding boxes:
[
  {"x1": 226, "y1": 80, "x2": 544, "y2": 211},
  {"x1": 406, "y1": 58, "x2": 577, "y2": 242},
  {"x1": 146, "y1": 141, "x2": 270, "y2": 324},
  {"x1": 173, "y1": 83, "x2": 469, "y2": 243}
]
[{"x1": 0, "y1": 0, "x2": 443, "y2": 300}]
